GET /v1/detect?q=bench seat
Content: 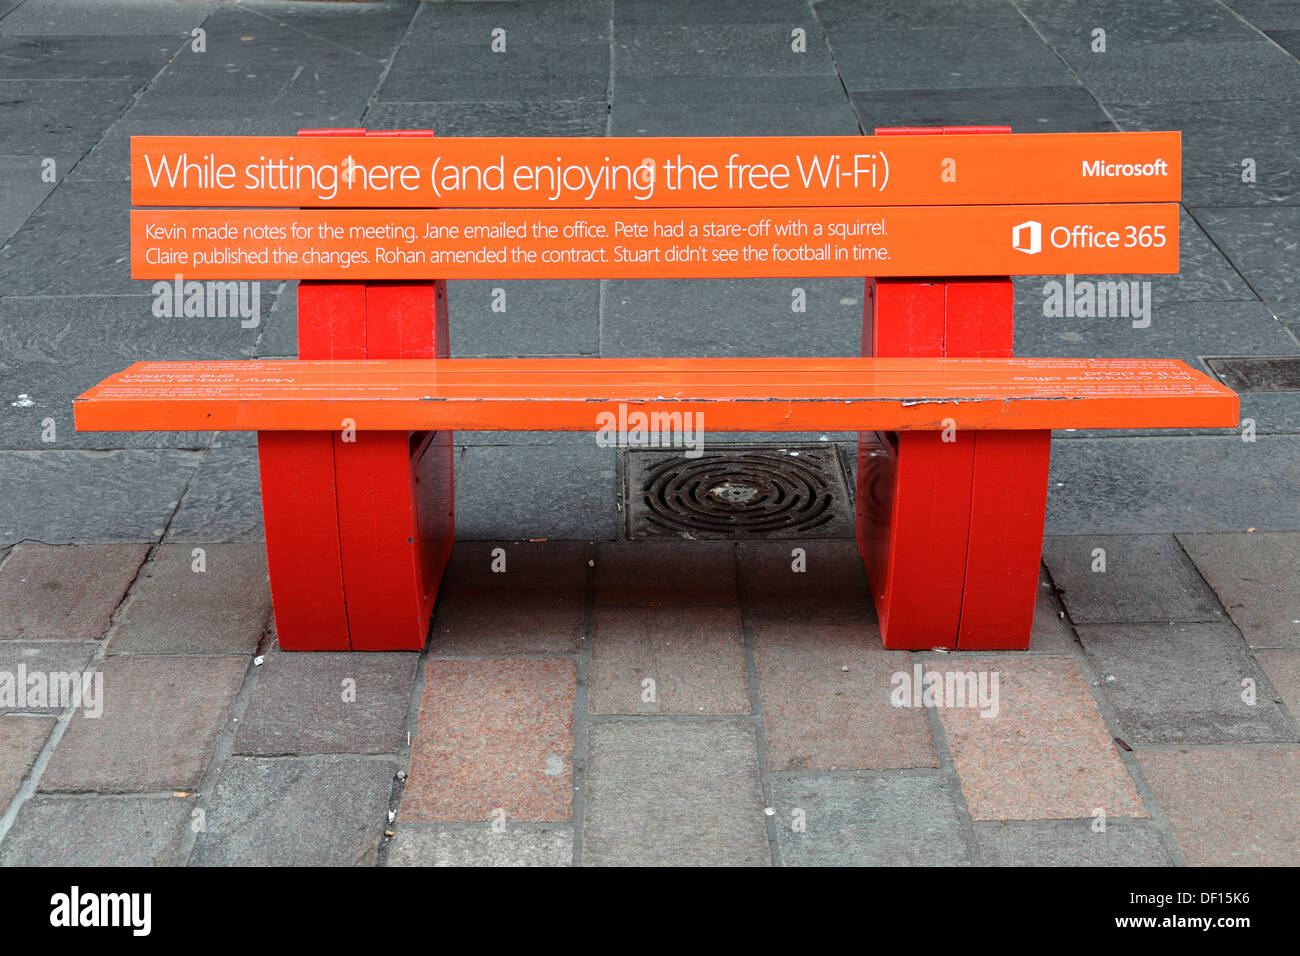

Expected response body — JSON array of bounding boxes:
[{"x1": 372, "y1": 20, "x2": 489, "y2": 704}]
[{"x1": 74, "y1": 356, "x2": 1238, "y2": 434}]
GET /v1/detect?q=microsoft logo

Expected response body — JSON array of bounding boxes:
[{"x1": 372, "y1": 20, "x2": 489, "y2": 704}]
[{"x1": 1012, "y1": 220, "x2": 1042, "y2": 255}]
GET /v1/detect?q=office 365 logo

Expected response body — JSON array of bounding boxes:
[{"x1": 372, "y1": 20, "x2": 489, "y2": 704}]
[{"x1": 1012, "y1": 220, "x2": 1042, "y2": 254}]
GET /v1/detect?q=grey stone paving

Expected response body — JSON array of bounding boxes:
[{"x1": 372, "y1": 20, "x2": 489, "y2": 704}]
[
  {"x1": 189, "y1": 754, "x2": 396, "y2": 866},
  {"x1": 974, "y1": 819, "x2": 1175, "y2": 867}
]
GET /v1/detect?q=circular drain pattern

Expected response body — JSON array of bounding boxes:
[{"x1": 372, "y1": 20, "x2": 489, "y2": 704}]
[{"x1": 640, "y1": 450, "x2": 841, "y2": 536}]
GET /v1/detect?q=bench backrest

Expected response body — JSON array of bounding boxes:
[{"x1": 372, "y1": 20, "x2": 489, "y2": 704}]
[{"x1": 128, "y1": 131, "x2": 1181, "y2": 283}]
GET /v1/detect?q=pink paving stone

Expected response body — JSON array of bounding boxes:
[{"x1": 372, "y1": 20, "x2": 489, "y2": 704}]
[
  {"x1": 932, "y1": 657, "x2": 1146, "y2": 820},
  {"x1": 0, "y1": 716, "x2": 54, "y2": 808},
  {"x1": 754, "y1": 622, "x2": 937, "y2": 771},
  {"x1": 1137, "y1": 747, "x2": 1300, "y2": 866},
  {"x1": 0, "y1": 543, "x2": 149, "y2": 640},
  {"x1": 589, "y1": 605, "x2": 749, "y2": 715},
  {"x1": 403, "y1": 658, "x2": 575, "y2": 823}
]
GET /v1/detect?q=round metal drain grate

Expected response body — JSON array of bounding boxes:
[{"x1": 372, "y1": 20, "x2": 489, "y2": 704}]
[{"x1": 636, "y1": 448, "x2": 845, "y2": 537}]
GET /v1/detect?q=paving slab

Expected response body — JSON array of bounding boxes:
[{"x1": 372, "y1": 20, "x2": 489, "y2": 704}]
[
  {"x1": 755, "y1": 622, "x2": 937, "y2": 771},
  {"x1": 39, "y1": 655, "x2": 246, "y2": 792},
  {"x1": 1192, "y1": 206, "x2": 1300, "y2": 331},
  {"x1": 619, "y1": 0, "x2": 808, "y2": 26},
  {"x1": 583, "y1": 719, "x2": 769, "y2": 866},
  {"x1": 0, "y1": 715, "x2": 54, "y2": 809},
  {"x1": 1110, "y1": 100, "x2": 1300, "y2": 206},
  {"x1": 1018, "y1": 0, "x2": 1262, "y2": 46},
  {"x1": 454, "y1": 443, "x2": 617, "y2": 541},
  {"x1": 221, "y1": 0, "x2": 418, "y2": 61},
  {"x1": 1042, "y1": 534, "x2": 1224, "y2": 625},
  {"x1": 381, "y1": 28, "x2": 608, "y2": 102},
  {"x1": 432, "y1": 541, "x2": 587, "y2": 657},
  {"x1": 385, "y1": 826, "x2": 572, "y2": 867},
  {"x1": 1255, "y1": 650, "x2": 1300, "y2": 723},
  {"x1": 411, "y1": 0, "x2": 610, "y2": 35},
  {"x1": 367, "y1": 100, "x2": 609, "y2": 139},
  {"x1": 1267, "y1": 29, "x2": 1300, "y2": 56},
  {"x1": 0, "y1": 293, "x2": 251, "y2": 450},
  {"x1": 594, "y1": 540, "x2": 738, "y2": 606},
  {"x1": 614, "y1": 23, "x2": 836, "y2": 77},
  {"x1": 1229, "y1": 0, "x2": 1300, "y2": 29},
  {"x1": 0, "y1": 155, "x2": 60, "y2": 244},
  {"x1": 1077, "y1": 623, "x2": 1294, "y2": 744},
  {"x1": 0, "y1": 35, "x2": 177, "y2": 81},
  {"x1": 0, "y1": 642, "x2": 97, "y2": 714},
  {"x1": 446, "y1": 279, "x2": 598, "y2": 358},
  {"x1": 816, "y1": 0, "x2": 1025, "y2": 31},
  {"x1": 0, "y1": 182, "x2": 137, "y2": 296},
  {"x1": 0, "y1": 80, "x2": 141, "y2": 158},
  {"x1": 1178, "y1": 532, "x2": 1300, "y2": 647},
  {"x1": 1064, "y1": 38, "x2": 1300, "y2": 104},
  {"x1": 850, "y1": 85, "x2": 1117, "y2": 133},
  {"x1": 601, "y1": 277, "x2": 862, "y2": 358},
  {"x1": 611, "y1": 74, "x2": 860, "y2": 135},
  {"x1": 109, "y1": 542, "x2": 269, "y2": 655},
  {"x1": 233, "y1": 646, "x2": 417, "y2": 756},
  {"x1": 772, "y1": 772, "x2": 974, "y2": 866},
  {"x1": 589, "y1": 605, "x2": 749, "y2": 714},
  {"x1": 1045, "y1": 436, "x2": 1300, "y2": 535},
  {"x1": 0, "y1": 0, "x2": 214, "y2": 36},
  {"x1": 737, "y1": 540, "x2": 874, "y2": 624},
  {"x1": 934, "y1": 657, "x2": 1146, "y2": 820},
  {"x1": 831, "y1": 29, "x2": 1079, "y2": 91},
  {"x1": 975, "y1": 818, "x2": 1175, "y2": 866},
  {"x1": 0, "y1": 794, "x2": 194, "y2": 867},
  {"x1": 0, "y1": 543, "x2": 148, "y2": 641},
  {"x1": 1137, "y1": 746, "x2": 1300, "y2": 866},
  {"x1": 190, "y1": 754, "x2": 395, "y2": 867},
  {"x1": 403, "y1": 658, "x2": 575, "y2": 823},
  {"x1": 165, "y1": 446, "x2": 264, "y2": 542},
  {"x1": 0, "y1": 449, "x2": 198, "y2": 544}
]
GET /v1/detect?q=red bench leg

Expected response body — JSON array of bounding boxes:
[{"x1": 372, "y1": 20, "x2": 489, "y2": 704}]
[
  {"x1": 258, "y1": 431, "x2": 351, "y2": 650},
  {"x1": 258, "y1": 280, "x2": 454, "y2": 651}
]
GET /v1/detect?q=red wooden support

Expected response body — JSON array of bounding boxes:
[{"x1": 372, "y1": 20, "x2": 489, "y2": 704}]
[
  {"x1": 957, "y1": 429, "x2": 1051, "y2": 649},
  {"x1": 257, "y1": 431, "x2": 351, "y2": 650},
  {"x1": 858, "y1": 124, "x2": 1049, "y2": 650}
]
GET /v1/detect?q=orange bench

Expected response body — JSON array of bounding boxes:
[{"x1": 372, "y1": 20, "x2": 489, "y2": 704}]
[{"x1": 74, "y1": 128, "x2": 1238, "y2": 652}]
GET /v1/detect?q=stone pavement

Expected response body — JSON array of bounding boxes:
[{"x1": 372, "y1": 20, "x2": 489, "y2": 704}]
[{"x1": 1, "y1": 0, "x2": 1298, "y2": 866}]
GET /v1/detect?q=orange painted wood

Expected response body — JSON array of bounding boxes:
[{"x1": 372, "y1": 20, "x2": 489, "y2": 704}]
[
  {"x1": 74, "y1": 357, "x2": 1240, "y2": 433},
  {"x1": 129, "y1": 203, "x2": 1180, "y2": 280},
  {"x1": 865, "y1": 279, "x2": 947, "y2": 357},
  {"x1": 297, "y1": 282, "x2": 367, "y2": 358},
  {"x1": 958, "y1": 430, "x2": 1053, "y2": 650},
  {"x1": 256, "y1": 431, "x2": 351, "y2": 650},
  {"x1": 943, "y1": 278, "x2": 1015, "y2": 357},
  {"x1": 332, "y1": 430, "x2": 428, "y2": 650},
  {"x1": 129, "y1": 132, "x2": 1181, "y2": 207},
  {"x1": 861, "y1": 431, "x2": 976, "y2": 650}
]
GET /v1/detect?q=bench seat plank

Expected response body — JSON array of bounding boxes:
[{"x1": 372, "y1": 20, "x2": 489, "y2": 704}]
[{"x1": 75, "y1": 357, "x2": 1238, "y2": 433}]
